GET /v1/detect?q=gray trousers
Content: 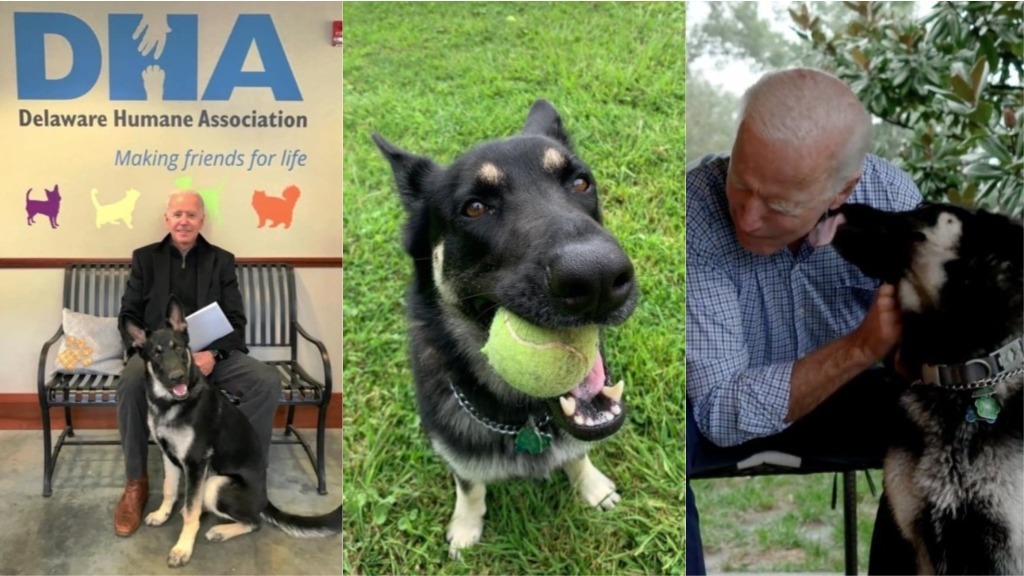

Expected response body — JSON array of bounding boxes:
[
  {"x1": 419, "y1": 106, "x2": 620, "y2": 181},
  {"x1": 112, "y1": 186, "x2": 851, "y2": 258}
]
[{"x1": 116, "y1": 351, "x2": 281, "y2": 480}]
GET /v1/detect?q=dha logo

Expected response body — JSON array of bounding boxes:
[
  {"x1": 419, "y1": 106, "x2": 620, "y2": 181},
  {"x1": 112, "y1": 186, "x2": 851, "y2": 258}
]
[{"x1": 14, "y1": 13, "x2": 302, "y2": 101}]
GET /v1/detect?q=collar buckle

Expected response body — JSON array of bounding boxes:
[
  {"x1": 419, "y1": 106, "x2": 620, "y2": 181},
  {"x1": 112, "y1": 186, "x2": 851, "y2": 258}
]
[{"x1": 918, "y1": 337, "x2": 1024, "y2": 390}]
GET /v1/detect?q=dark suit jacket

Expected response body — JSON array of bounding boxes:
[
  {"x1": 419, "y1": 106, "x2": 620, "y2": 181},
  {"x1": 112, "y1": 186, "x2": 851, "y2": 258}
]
[{"x1": 119, "y1": 233, "x2": 248, "y2": 354}]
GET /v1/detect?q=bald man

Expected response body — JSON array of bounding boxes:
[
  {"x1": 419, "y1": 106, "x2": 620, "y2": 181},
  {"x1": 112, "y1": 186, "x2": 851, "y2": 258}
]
[{"x1": 685, "y1": 69, "x2": 921, "y2": 574}]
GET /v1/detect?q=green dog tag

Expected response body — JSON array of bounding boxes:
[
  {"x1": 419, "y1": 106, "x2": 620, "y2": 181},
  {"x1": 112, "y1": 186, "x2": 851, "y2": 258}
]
[
  {"x1": 975, "y1": 396, "x2": 1001, "y2": 422},
  {"x1": 515, "y1": 419, "x2": 551, "y2": 454}
]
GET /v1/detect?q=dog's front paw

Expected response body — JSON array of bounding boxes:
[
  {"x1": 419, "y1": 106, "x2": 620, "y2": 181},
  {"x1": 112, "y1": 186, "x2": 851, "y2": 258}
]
[
  {"x1": 578, "y1": 468, "x2": 620, "y2": 510},
  {"x1": 446, "y1": 515, "x2": 483, "y2": 560},
  {"x1": 145, "y1": 508, "x2": 172, "y2": 526},
  {"x1": 167, "y1": 545, "x2": 193, "y2": 567}
]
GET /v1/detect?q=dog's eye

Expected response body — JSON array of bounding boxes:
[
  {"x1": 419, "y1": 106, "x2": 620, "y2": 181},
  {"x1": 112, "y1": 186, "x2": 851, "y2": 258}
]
[
  {"x1": 463, "y1": 201, "x2": 489, "y2": 219},
  {"x1": 572, "y1": 177, "x2": 590, "y2": 194}
]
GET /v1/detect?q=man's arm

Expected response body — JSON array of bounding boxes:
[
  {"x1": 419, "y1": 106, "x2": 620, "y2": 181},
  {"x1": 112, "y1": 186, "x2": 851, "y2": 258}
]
[
  {"x1": 118, "y1": 249, "x2": 148, "y2": 352},
  {"x1": 686, "y1": 257, "x2": 796, "y2": 446},
  {"x1": 786, "y1": 284, "x2": 901, "y2": 422},
  {"x1": 689, "y1": 263, "x2": 902, "y2": 446},
  {"x1": 205, "y1": 250, "x2": 246, "y2": 353}
]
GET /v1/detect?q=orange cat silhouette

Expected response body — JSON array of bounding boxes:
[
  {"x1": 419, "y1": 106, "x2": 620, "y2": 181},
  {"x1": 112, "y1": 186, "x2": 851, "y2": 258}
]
[{"x1": 252, "y1": 185, "x2": 301, "y2": 229}]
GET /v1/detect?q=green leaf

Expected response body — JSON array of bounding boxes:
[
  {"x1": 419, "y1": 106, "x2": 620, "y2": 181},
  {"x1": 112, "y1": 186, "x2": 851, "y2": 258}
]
[
  {"x1": 963, "y1": 182, "x2": 978, "y2": 206},
  {"x1": 980, "y1": 36, "x2": 1000, "y2": 72},
  {"x1": 843, "y1": 1, "x2": 868, "y2": 17},
  {"x1": 969, "y1": 56, "x2": 989, "y2": 102},
  {"x1": 851, "y1": 47, "x2": 869, "y2": 70},
  {"x1": 949, "y1": 74, "x2": 975, "y2": 104},
  {"x1": 967, "y1": 101, "x2": 994, "y2": 128},
  {"x1": 976, "y1": 134, "x2": 1013, "y2": 165},
  {"x1": 372, "y1": 500, "x2": 393, "y2": 525},
  {"x1": 963, "y1": 161, "x2": 1005, "y2": 179}
]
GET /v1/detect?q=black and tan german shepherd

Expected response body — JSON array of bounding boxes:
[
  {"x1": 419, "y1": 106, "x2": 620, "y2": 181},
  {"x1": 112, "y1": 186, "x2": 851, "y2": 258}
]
[
  {"x1": 121, "y1": 296, "x2": 342, "y2": 567},
  {"x1": 373, "y1": 100, "x2": 638, "y2": 558},
  {"x1": 813, "y1": 202, "x2": 1023, "y2": 574}
]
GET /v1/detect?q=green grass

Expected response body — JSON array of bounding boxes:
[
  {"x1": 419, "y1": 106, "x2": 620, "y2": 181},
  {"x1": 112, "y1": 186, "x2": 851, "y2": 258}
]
[
  {"x1": 691, "y1": 472, "x2": 883, "y2": 573},
  {"x1": 342, "y1": 2, "x2": 685, "y2": 574}
]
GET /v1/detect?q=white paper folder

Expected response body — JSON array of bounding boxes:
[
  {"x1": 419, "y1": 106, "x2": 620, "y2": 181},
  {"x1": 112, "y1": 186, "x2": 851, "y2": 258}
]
[{"x1": 185, "y1": 302, "x2": 233, "y2": 352}]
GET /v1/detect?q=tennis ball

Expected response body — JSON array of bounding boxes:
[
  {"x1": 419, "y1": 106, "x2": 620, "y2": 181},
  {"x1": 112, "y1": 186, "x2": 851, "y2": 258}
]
[{"x1": 481, "y1": 308, "x2": 599, "y2": 397}]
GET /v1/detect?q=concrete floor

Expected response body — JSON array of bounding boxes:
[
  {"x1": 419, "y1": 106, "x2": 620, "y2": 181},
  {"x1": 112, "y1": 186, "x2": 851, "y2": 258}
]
[{"x1": 0, "y1": 429, "x2": 342, "y2": 575}]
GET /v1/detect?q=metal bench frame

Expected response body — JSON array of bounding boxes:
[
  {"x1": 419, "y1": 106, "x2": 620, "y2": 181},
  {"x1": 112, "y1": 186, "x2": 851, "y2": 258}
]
[{"x1": 37, "y1": 263, "x2": 333, "y2": 497}]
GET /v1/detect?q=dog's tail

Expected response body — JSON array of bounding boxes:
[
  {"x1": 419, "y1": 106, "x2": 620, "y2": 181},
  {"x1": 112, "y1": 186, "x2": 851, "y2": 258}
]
[
  {"x1": 26, "y1": 188, "x2": 32, "y2": 201},
  {"x1": 90, "y1": 188, "x2": 101, "y2": 209},
  {"x1": 261, "y1": 502, "x2": 341, "y2": 538}
]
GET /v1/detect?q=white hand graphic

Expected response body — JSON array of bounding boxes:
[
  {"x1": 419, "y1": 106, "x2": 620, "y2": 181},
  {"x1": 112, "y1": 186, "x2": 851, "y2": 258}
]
[{"x1": 132, "y1": 14, "x2": 172, "y2": 60}]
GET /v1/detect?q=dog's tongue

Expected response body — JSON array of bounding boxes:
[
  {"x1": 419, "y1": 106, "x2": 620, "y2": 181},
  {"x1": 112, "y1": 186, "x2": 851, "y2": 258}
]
[
  {"x1": 568, "y1": 354, "x2": 605, "y2": 401},
  {"x1": 808, "y1": 213, "x2": 846, "y2": 247},
  {"x1": 172, "y1": 384, "x2": 188, "y2": 397}
]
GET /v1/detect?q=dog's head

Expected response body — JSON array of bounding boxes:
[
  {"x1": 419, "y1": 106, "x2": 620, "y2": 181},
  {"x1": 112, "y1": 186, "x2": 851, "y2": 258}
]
[
  {"x1": 120, "y1": 296, "x2": 199, "y2": 402},
  {"x1": 374, "y1": 99, "x2": 638, "y2": 441},
  {"x1": 46, "y1": 185, "x2": 61, "y2": 202},
  {"x1": 812, "y1": 201, "x2": 1023, "y2": 367}
]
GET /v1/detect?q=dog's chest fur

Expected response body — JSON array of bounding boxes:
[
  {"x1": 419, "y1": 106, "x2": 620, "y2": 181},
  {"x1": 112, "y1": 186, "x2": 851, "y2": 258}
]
[
  {"x1": 886, "y1": 379, "x2": 1024, "y2": 573},
  {"x1": 148, "y1": 404, "x2": 198, "y2": 462}
]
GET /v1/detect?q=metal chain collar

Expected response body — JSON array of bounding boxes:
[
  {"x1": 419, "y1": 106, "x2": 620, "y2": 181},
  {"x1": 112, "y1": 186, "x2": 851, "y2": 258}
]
[{"x1": 448, "y1": 378, "x2": 551, "y2": 436}]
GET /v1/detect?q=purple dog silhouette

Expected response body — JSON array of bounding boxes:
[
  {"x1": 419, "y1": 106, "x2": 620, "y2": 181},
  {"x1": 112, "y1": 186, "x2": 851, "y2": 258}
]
[{"x1": 26, "y1": 185, "x2": 61, "y2": 228}]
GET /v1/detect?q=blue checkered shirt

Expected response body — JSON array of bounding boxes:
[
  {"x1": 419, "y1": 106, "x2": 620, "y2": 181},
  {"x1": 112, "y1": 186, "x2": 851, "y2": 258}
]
[{"x1": 686, "y1": 154, "x2": 922, "y2": 447}]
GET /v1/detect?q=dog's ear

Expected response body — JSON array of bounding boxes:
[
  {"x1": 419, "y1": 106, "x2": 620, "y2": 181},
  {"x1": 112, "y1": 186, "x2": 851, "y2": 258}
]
[
  {"x1": 120, "y1": 314, "x2": 148, "y2": 348},
  {"x1": 165, "y1": 295, "x2": 188, "y2": 333},
  {"x1": 975, "y1": 209, "x2": 1023, "y2": 274},
  {"x1": 372, "y1": 133, "x2": 441, "y2": 213},
  {"x1": 522, "y1": 99, "x2": 572, "y2": 148}
]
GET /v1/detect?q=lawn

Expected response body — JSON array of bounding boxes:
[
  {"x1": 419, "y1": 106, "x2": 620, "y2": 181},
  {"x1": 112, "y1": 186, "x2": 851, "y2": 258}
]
[
  {"x1": 342, "y1": 2, "x2": 685, "y2": 575},
  {"x1": 691, "y1": 472, "x2": 883, "y2": 573}
]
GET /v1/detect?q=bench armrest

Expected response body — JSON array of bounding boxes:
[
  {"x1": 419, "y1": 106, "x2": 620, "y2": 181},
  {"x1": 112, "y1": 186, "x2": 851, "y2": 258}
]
[
  {"x1": 294, "y1": 320, "x2": 333, "y2": 396},
  {"x1": 38, "y1": 325, "x2": 64, "y2": 395}
]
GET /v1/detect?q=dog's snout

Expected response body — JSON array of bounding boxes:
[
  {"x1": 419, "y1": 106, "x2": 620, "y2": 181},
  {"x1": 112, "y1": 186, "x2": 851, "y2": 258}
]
[
  {"x1": 167, "y1": 369, "x2": 186, "y2": 383},
  {"x1": 547, "y1": 238, "x2": 635, "y2": 320}
]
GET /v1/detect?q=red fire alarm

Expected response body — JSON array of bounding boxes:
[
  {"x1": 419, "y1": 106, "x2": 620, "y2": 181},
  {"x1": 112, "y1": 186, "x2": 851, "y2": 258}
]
[{"x1": 332, "y1": 20, "x2": 342, "y2": 47}]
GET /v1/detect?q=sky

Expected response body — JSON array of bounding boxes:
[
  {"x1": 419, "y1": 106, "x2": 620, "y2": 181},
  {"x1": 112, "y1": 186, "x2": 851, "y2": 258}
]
[{"x1": 686, "y1": 1, "x2": 796, "y2": 96}]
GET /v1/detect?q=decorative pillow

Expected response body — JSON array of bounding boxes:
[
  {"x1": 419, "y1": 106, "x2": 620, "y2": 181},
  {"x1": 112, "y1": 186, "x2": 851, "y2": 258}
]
[{"x1": 54, "y1": 309, "x2": 125, "y2": 376}]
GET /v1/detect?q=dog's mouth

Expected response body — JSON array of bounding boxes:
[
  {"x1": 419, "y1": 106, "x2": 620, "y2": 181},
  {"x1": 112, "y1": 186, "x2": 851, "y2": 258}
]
[
  {"x1": 545, "y1": 352, "x2": 626, "y2": 442},
  {"x1": 169, "y1": 382, "x2": 189, "y2": 399}
]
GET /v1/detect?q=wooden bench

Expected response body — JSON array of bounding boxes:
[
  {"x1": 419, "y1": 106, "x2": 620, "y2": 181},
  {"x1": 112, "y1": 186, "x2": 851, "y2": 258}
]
[{"x1": 37, "y1": 263, "x2": 334, "y2": 497}]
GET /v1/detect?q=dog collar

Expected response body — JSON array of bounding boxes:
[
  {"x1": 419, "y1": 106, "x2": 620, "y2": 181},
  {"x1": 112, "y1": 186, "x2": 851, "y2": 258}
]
[
  {"x1": 447, "y1": 379, "x2": 553, "y2": 454},
  {"x1": 916, "y1": 337, "x2": 1024, "y2": 391}
]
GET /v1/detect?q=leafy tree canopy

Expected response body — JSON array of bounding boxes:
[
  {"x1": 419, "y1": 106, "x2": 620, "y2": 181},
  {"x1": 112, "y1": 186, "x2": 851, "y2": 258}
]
[
  {"x1": 795, "y1": 1, "x2": 1022, "y2": 215},
  {"x1": 688, "y1": 1, "x2": 1022, "y2": 217}
]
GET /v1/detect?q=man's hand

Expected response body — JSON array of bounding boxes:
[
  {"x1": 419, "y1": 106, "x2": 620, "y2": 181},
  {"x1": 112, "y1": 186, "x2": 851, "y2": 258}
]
[
  {"x1": 787, "y1": 283, "x2": 904, "y2": 423},
  {"x1": 853, "y1": 283, "x2": 903, "y2": 364},
  {"x1": 193, "y1": 350, "x2": 216, "y2": 376}
]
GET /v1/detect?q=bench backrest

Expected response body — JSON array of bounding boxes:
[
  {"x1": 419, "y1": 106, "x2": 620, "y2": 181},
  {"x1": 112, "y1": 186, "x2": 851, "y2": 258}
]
[{"x1": 62, "y1": 263, "x2": 297, "y2": 348}]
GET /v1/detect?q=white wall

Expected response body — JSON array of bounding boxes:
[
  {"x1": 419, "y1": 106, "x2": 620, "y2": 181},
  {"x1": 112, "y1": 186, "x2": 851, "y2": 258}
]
[
  {"x1": 0, "y1": 267, "x2": 341, "y2": 394},
  {"x1": 0, "y1": 2, "x2": 343, "y2": 396},
  {"x1": 1, "y1": 2, "x2": 343, "y2": 258}
]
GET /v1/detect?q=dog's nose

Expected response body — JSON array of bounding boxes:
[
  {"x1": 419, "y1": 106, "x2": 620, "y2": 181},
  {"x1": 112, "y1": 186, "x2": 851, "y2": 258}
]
[
  {"x1": 548, "y1": 237, "x2": 635, "y2": 320},
  {"x1": 167, "y1": 369, "x2": 185, "y2": 383}
]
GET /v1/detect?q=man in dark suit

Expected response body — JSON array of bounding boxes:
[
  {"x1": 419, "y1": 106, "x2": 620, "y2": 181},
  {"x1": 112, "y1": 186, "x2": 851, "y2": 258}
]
[{"x1": 113, "y1": 190, "x2": 280, "y2": 537}]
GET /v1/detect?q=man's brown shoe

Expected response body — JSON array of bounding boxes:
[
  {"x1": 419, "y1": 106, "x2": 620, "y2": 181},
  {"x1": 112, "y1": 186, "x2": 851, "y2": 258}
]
[{"x1": 114, "y1": 476, "x2": 149, "y2": 537}]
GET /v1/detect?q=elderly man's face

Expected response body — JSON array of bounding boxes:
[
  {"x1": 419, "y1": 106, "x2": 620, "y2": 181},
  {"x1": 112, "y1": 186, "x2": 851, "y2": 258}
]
[
  {"x1": 725, "y1": 122, "x2": 845, "y2": 255},
  {"x1": 164, "y1": 193, "x2": 204, "y2": 250}
]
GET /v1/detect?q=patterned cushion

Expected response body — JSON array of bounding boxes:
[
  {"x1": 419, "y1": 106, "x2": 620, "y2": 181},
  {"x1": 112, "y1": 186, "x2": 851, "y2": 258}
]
[{"x1": 54, "y1": 309, "x2": 125, "y2": 375}]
